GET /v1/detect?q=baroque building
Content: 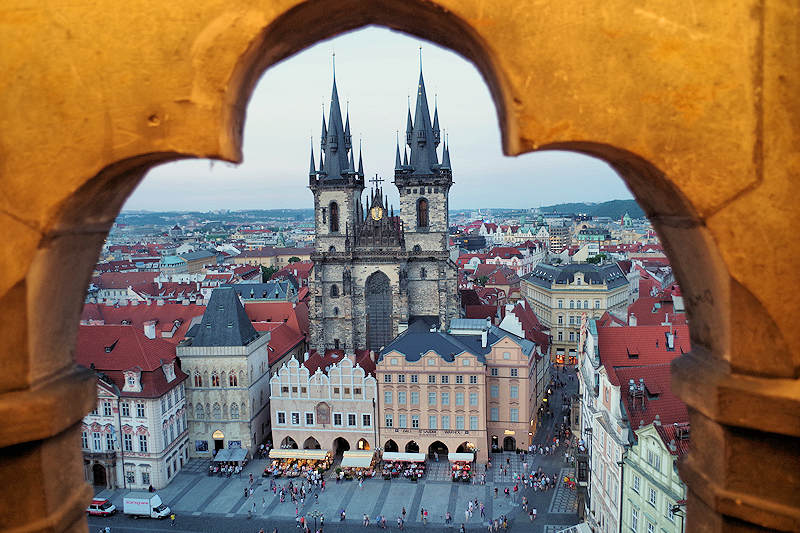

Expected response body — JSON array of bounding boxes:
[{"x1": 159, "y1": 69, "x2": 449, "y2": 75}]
[{"x1": 308, "y1": 65, "x2": 459, "y2": 353}]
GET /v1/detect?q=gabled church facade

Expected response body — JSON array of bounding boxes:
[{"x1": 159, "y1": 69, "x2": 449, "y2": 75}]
[{"x1": 308, "y1": 66, "x2": 459, "y2": 353}]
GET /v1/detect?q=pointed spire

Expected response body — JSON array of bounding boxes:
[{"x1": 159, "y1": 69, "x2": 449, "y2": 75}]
[
  {"x1": 344, "y1": 102, "x2": 352, "y2": 150},
  {"x1": 442, "y1": 132, "x2": 451, "y2": 169},
  {"x1": 319, "y1": 57, "x2": 350, "y2": 180},
  {"x1": 395, "y1": 133, "x2": 402, "y2": 170},
  {"x1": 433, "y1": 95, "x2": 441, "y2": 146},
  {"x1": 320, "y1": 105, "x2": 327, "y2": 150},
  {"x1": 403, "y1": 146, "x2": 408, "y2": 166},
  {"x1": 407, "y1": 63, "x2": 439, "y2": 174},
  {"x1": 309, "y1": 137, "x2": 316, "y2": 176},
  {"x1": 319, "y1": 149, "x2": 325, "y2": 173},
  {"x1": 405, "y1": 104, "x2": 413, "y2": 146},
  {"x1": 358, "y1": 140, "x2": 364, "y2": 177}
]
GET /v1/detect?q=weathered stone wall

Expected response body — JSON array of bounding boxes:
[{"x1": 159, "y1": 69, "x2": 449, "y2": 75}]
[{"x1": 1, "y1": 1, "x2": 798, "y2": 531}]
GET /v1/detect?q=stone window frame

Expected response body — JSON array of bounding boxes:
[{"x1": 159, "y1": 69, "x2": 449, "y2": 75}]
[
  {"x1": 347, "y1": 413, "x2": 357, "y2": 427},
  {"x1": 290, "y1": 412, "x2": 300, "y2": 425},
  {"x1": 276, "y1": 411, "x2": 286, "y2": 425},
  {"x1": 305, "y1": 412, "x2": 314, "y2": 426},
  {"x1": 333, "y1": 413, "x2": 343, "y2": 426}
]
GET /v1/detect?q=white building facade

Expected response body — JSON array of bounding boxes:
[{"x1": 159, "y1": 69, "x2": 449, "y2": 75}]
[{"x1": 270, "y1": 356, "x2": 378, "y2": 453}]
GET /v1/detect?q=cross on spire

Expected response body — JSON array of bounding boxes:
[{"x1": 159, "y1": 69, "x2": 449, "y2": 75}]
[{"x1": 368, "y1": 174, "x2": 384, "y2": 188}]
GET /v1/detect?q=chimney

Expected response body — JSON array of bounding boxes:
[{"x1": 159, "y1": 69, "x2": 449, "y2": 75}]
[
  {"x1": 629, "y1": 313, "x2": 637, "y2": 326},
  {"x1": 143, "y1": 320, "x2": 156, "y2": 339},
  {"x1": 303, "y1": 351, "x2": 309, "y2": 362},
  {"x1": 481, "y1": 330, "x2": 488, "y2": 348},
  {"x1": 654, "y1": 414, "x2": 661, "y2": 426},
  {"x1": 370, "y1": 350, "x2": 376, "y2": 362},
  {"x1": 157, "y1": 299, "x2": 164, "y2": 306},
  {"x1": 666, "y1": 331, "x2": 675, "y2": 350}
]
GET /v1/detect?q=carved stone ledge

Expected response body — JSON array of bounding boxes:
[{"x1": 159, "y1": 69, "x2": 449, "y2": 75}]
[
  {"x1": 671, "y1": 349, "x2": 800, "y2": 437},
  {"x1": 0, "y1": 365, "x2": 96, "y2": 448},
  {"x1": 680, "y1": 446, "x2": 800, "y2": 531}
]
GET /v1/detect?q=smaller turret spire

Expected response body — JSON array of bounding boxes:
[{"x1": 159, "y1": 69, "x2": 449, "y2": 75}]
[
  {"x1": 320, "y1": 104, "x2": 327, "y2": 150},
  {"x1": 348, "y1": 143, "x2": 355, "y2": 171},
  {"x1": 403, "y1": 146, "x2": 409, "y2": 166},
  {"x1": 309, "y1": 137, "x2": 316, "y2": 176},
  {"x1": 442, "y1": 132, "x2": 451, "y2": 169},
  {"x1": 358, "y1": 139, "x2": 364, "y2": 177},
  {"x1": 405, "y1": 103, "x2": 413, "y2": 146},
  {"x1": 344, "y1": 101, "x2": 352, "y2": 150},
  {"x1": 395, "y1": 132, "x2": 402, "y2": 170},
  {"x1": 433, "y1": 95, "x2": 441, "y2": 146}
]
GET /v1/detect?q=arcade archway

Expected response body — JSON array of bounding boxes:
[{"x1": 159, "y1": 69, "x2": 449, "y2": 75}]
[
  {"x1": 333, "y1": 437, "x2": 350, "y2": 455},
  {"x1": 428, "y1": 441, "x2": 448, "y2": 457},
  {"x1": 303, "y1": 436, "x2": 321, "y2": 449},
  {"x1": 357, "y1": 438, "x2": 371, "y2": 451},
  {"x1": 405, "y1": 440, "x2": 419, "y2": 453},
  {"x1": 503, "y1": 436, "x2": 516, "y2": 452},
  {"x1": 383, "y1": 439, "x2": 399, "y2": 452},
  {"x1": 281, "y1": 436, "x2": 298, "y2": 449},
  {"x1": 91, "y1": 463, "x2": 107, "y2": 487}
]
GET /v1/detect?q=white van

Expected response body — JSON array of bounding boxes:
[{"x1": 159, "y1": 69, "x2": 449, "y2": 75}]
[{"x1": 122, "y1": 492, "x2": 170, "y2": 519}]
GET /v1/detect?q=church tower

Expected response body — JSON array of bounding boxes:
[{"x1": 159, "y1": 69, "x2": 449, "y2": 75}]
[
  {"x1": 308, "y1": 60, "x2": 458, "y2": 355},
  {"x1": 308, "y1": 68, "x2": 365, "y2": 353},
  {"x1": 393, "y1": 65, "x2": 459, "y2": 326}
]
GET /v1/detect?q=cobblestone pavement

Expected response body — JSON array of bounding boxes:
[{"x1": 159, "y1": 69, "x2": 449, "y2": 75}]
[
  {"x1": 547, "y1": 468, "x2": 578, "y2": 514},
  {"x1": 89, "y1": 366, "x2": 582, "y2": 532}
]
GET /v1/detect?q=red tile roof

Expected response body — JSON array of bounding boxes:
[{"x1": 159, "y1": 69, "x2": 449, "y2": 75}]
[
  {"x1": 263, "y1": 322, "x2": 305, "y2": 365},
  {"x1": 616, "y1": 363, "x2": 687, "y2": 428},
  {"x1": 465, "y1": 304, "x2": 498, "y2": 321},
  {"x1": 75, "y1": 324, "x2": 186, "y2": 398},
  {"x1": 80, "y1": 302, "x2": 206, "y2": 344},
  {"x1": 655, "y1": 422, "x2": 691, "y2": 457},
  {"x1": 97, "y1": 272, "x2": 158, "y2": 289},
  {"x1": 244, "y1": 301, "x2": 309, "y2": 337},
  {"x1": 302, "y1": 349, "x2": 376, "y2": 376},
  {"x1": 597, "y1": 323, "x2": 690, "y2": 386},
  {"x1": 487, "y1": 247, "x2": 523, "y2": 259}
]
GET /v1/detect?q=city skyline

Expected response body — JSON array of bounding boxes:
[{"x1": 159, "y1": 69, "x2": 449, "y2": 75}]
[{"x1": 124, "y1": 27, "x2": 631, "y2": 212}]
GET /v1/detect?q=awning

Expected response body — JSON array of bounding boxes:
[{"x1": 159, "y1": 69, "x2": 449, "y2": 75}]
[
  {"x1": 448, "y1": 452, "x2": 474, "y2": 462},
  {"x1": 213, "y1": 449, "x2": 230, "y2": 462},
  {"x1": 269, "y1": 449, "x2": 329, "y2": 460},
  {"x1": 340, "y1": 450, "x2": 375, "y2": 468},
  {"x1": 229, "y1": 448, "x2": 248, "y2": 463},
  {"x1": 381, "y1": 452, "x2": 426, "y2": 462}
]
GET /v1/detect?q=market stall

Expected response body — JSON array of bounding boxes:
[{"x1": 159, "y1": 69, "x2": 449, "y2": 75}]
[
  {"x1": 339, "y1": 450, "x2": 377, "y2": 480},
  {"x1": 264, "y1": 449, "x2": 332, "y2": 478},
  {"x1": 448, "y1": 452, "x2": 474, "y2": 482},
  {"x1": 380, "y1": 452, "x2": 426, "y2": 481},
  {"x1": 209, "y1": 448, "x2": 250, "y2": 476}
]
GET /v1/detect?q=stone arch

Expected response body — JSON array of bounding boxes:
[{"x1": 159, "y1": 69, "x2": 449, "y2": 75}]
[
  {"x1": 330, "y1": 284, "x2": 339, "y2": 298},
  {"x1": 365, "y1": 271, "x2": 392, "y2": 351},
  {"x1": 5, "y1": 3, "x2": 785, "y2": 531},
  {"x1": 281, "y1": 436, "x2": 298, "y2": 449},
  {"x1": 383, "y1": 439, "x2": 399, "y2": 453},
  {"x1": 416, "y1": 197, "x2": 429, "y2": 228},
  {"x1": 332, "y1": 437, "x2": 350, "y2": 455},
  {"x1": 356, "y1": 438, "x2": 370, "y2": 451},
  {"x1": 329, "y1": 201, "x2": 339, "y2": 232},
  {"x1": 456, "y1": 442, "x2": 475, "y2": 453},
  {"x1": 405, "y1": 440, "x2": 419, "y2": 453},
  {"x1": 303, "y1": 436, "x2": 321, "y2": 449},
  {"x1": 428, "y1": 440, "x2": 448, "y2": 457},
  {"x1": 91, "y1": 463, "x2": 107, "y2": 487}
]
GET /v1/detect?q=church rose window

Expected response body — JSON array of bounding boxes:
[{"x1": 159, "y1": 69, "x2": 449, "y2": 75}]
[
  {"x1": 417, "y1": 198, "x2": 429, "y2": 227},
  {"x1": 365, "y1": 271, "x2": 391, "y2": 351},
  {"x1": 330, "y1": 284, "x2": 339, "y2": 297}
]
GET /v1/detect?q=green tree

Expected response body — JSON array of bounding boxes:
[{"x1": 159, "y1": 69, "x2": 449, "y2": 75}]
[
  {"x1": 288, "y1": 256, "x2": 301, "y2": 263},
  {"x1": 476, "y1": 275, "x2": 489, "y2": 287},
  {"x1": 261, "y1": 265, "x2": 279, "y2": 282},
  {"x1": 586, "y1": 253, "x2": 607, "y2": 264}
]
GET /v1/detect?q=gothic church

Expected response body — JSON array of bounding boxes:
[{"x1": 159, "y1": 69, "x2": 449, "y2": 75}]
[{"x1": 307, "y1": 66, "x2": 459, "y2": 353}]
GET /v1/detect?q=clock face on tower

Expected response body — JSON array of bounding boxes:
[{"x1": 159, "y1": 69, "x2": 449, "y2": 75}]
[{"x1": 370, "y1": 206, "x2": 384, "y2": 221}]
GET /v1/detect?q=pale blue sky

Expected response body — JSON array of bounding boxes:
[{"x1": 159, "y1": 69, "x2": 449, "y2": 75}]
[{"x1": 124, "y1": 27, "x2": 631, "y2": 211}]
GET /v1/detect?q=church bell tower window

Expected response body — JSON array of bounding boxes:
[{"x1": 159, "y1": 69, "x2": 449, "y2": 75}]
[
  {"x1": 417, "y1": 198, "x2": 429, "y2": 228},
  {"x1": 329, "y1": 202, "x2": 339, "y2": 232}
]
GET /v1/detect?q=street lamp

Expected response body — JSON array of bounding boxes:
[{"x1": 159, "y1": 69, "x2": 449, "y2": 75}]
[{"x1": 309, "y1": 509, "x2": 324, "y2": 533}]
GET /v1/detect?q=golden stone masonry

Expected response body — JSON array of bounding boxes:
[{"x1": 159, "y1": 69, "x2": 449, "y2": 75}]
[{"x1": 0, "y1": 0, "x2": 798, "y2": 531}]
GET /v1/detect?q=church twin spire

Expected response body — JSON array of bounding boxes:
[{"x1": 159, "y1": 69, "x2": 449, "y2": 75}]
[{"x1": 310, "y1": 58, "x2": 363, "y2": 182}]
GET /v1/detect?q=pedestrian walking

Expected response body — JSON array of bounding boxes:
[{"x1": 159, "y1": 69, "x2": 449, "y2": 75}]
[
  {"x1": 460, "y1": 524, "x2": 466, "y2": 533},
  {"x1": 423, "y1": 509, "x2": 428, "y2": 524},
  {"x1": 435, "y1": 452, "x2": 439, "y2": 462},
  {"x1": 364, "y1": 514, "x2": 370, "y2": 527},
  {"x1": 169, "y1": 513, "x2": 175, "y2": 526},
  {"x1": 465, "y1": 509, "x2": 470, "y2": 522}
]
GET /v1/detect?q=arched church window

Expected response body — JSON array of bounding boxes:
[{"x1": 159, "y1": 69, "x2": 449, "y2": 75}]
[
  {"x1": 420, "y1": 267, "x2": 427, "y2": 279},
  {"x1": 229, "y1": 371, "x2": 238, "y2": 387},
  {"x1": 193, "y1": 371, "x2": 202, "y2": 387},
  {"x1": 329, "y1": 246, "x2": 336, "y2": 253},
  {"x1": 412, "y1": 244, "x2": 422, "y2": 253},
  {"x1": 195, "y1": 403, "x2": 204, "y2": 419},
  {"x1": 230, "y1": 403, "x2": 239, "y2": 419},
  {"x1": 417, "y1": 198, "x2": 429, "y2": 228},
  {"x1": 333, "y1": 307, "x2": 339, "y2": 316},
  {"x1": 330, "y1": 284, "x2": 339, "y2": 298},
  {"x1": 329, "y1": 202, "x2": 339, "y2": 232},
  {"x1": 212, "y1": 403, "x2": 221, "y2": 419}
]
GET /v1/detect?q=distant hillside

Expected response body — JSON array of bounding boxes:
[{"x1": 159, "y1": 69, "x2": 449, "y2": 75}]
[{"x1": 538, "y1": 199, "x2": 644, "y2": 219}]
